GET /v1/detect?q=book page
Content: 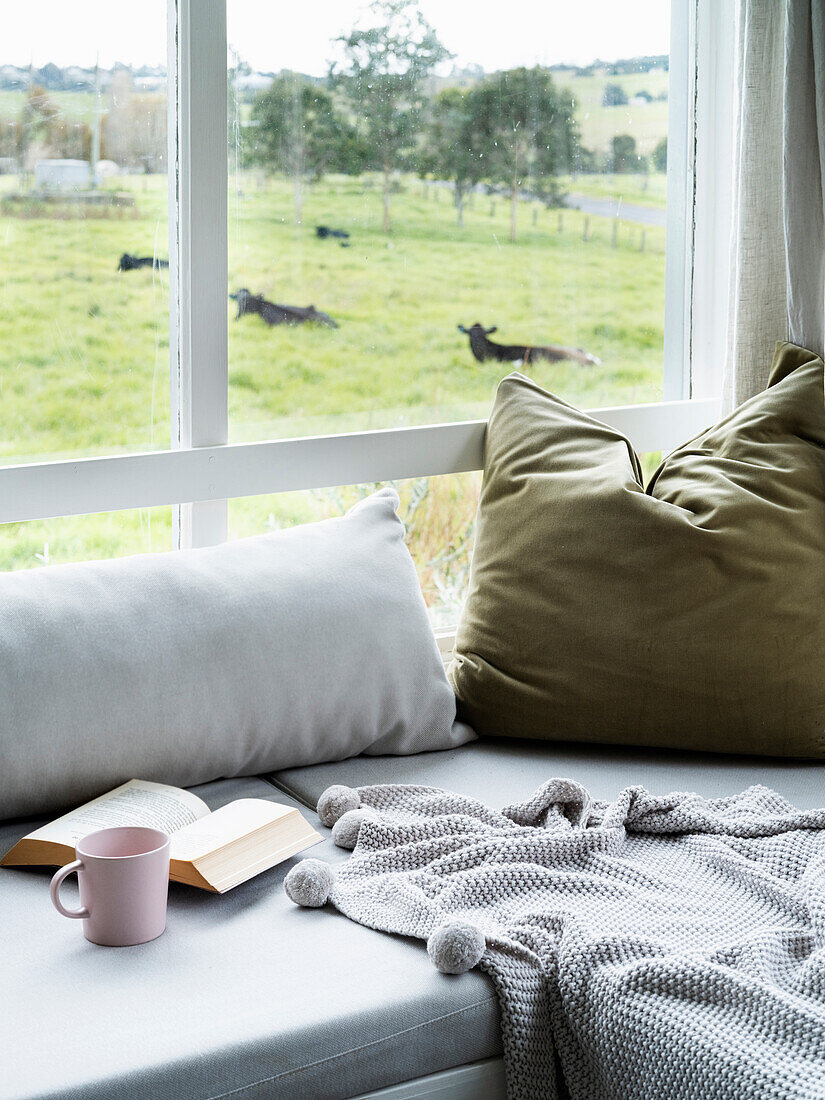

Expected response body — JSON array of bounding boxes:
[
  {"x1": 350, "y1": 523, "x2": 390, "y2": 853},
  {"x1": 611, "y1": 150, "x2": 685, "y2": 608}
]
[
  {"x1": 23, "y1": 779, "x2": 210, "y2": 848},
  {"x1": 170, "y1": 799, "x2": 295, "y2": 861}
]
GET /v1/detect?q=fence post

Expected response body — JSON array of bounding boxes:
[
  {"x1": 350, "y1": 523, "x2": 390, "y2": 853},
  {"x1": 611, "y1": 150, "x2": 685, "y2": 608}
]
[
  {"x1": 639, "y1": 230, "x2": 646, "y2": 253},
  {"x1": 557, "y1": 212, "x2": 563, "y2": 234},
  {"x1": 583, "y1": 216, "x2": 590, "y2": 241}
]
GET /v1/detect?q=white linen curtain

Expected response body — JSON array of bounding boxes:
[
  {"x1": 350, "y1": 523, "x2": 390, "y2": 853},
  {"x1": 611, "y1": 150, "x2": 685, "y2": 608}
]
[{"x1": 724, "y1": 0, "x2": 825, "y2": 410}]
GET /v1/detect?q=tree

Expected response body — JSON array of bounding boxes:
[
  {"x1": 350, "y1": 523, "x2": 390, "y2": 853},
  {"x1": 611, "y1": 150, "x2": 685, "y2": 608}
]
[
  {"x1": 574, "y1": 145, "x2": 598, "y2": 174},
  {"x1": 45, "y1": 117, "x2": 91, "y2": 160},
  {"x1": 602, "y1": 82, "x2": 628, "y2": 107},
  {"x1": 470, "y1": 67, "x2": 577, "y2": 242},
  {"x1": 17, "y1": 85, "x2": 60, "y2": 172},
  {"x1": 103, "y1": 73, "x2": 166, "y2": 173},
  {"x1": 34, "y1": 63, "x2": 65, "y2": 91},
  {"x1": 0, "y1": 120, "x2": 23, "y2": 164},
  {"x1": 250, "y1": 73, "x2": 356, "y2": 224},
  {"x1": 652, "y1": 136, "x2": 667, "y2": 173},
  {"x1": 332, "y1": 0, "x2": 452, "y2": 232},
  {"x1": 607, "y1": 133, "x2": 638, "y2": 173},
  {"x1": 422, "y1": 87, "x2": 482, "y2": 226}
]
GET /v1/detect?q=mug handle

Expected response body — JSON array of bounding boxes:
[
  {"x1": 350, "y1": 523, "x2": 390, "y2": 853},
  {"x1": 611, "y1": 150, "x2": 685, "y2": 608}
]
[{"x1": 50, "y1": 860, "x2": 90, "y2": 919}]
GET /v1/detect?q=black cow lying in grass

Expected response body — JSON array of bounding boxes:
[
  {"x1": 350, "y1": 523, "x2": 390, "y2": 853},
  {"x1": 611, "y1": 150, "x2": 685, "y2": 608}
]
[
  {"x1": 118, "y1": 253, "x2": 169, "y2": 271},
  {"x1": 230, "y1": 289, "x2": 338, "y2": 329},
  {"x1": 315, "y1": 226, "x2": 350, "y2": 240},
  {"x1": 458, "y1": 323, "x2": 600, "y2": 366}
]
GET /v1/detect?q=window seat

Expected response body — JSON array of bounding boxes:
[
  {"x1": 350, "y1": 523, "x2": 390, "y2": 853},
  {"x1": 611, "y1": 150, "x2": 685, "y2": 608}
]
[
  {"x1": 272, "y1": 736, "x2": 825, "y2": 816},
  {"x1": 4, "y1": 741, "x2": 821, "y2": 1100},
  {"x1": 0, "y1": 774, "x2": 500, "y2": 1100}
]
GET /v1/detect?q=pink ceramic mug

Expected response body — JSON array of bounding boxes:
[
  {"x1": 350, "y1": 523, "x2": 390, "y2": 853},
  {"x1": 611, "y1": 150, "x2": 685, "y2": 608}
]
[{"x1": 50, "y1": 826, "x2": 170, "y2": 947}]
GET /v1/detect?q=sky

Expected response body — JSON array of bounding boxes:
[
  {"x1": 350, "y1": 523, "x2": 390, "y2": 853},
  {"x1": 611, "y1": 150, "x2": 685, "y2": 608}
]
[{"x1": 3, "y1": 1, "x2": 671, "y2": 74}]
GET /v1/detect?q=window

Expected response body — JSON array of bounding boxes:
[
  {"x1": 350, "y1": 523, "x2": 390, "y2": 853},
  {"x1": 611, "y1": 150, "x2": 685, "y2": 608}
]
[
  {"x1": 227, "y1": 0, "x2": 673, "y2": 443},
  {"x1": 229, "y1": 473, "x2": 481, "y2": 629},
  {"x1": 0, "y1": 3, "x2": 169, "y2": 468},
  {"x1": 0, "y1": 507, "x2": 170, "y2": 572},
  {"x1": 0, "y1": 0, "x2": 731, "y2": 623}
]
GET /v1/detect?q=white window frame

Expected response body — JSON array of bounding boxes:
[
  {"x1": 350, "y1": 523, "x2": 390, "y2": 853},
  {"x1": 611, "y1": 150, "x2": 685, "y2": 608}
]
[
  {"x1": 690, "y1": 0, "x2": 736, "y2": 399},
  {"x1": 170, "y1": 0, "x2": 229, "y2": 548},
  {"x1": 0, "y1": 0, "x2": 732, "y2": 538}
]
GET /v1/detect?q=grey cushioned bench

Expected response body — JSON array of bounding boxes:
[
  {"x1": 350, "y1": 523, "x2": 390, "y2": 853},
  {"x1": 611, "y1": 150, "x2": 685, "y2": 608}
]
[
  {"x1": 273, "y1": 736, "x2": 825, "y2": 815},
  {"x1": 1, "y1": 774, "x2": 500, "y2": 1100},
  {"x1": 4, "y1": 740, "x2": 822, "y2": 1100}
]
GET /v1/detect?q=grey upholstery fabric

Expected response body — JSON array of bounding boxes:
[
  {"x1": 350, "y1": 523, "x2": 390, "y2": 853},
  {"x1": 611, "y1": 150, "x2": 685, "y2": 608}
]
[
  {"x1": 273, "y1": 737, "x2": 825, "y2": 813},
  {"x1": 311, "y1": 779, "x2": 825, "y2": 1100},
  {"x1": 1, "y1": 775, "x2": 499, "y2": 1100},
  {"x1": 0, "y1": 488, "x2": 473, "y2": 821}
]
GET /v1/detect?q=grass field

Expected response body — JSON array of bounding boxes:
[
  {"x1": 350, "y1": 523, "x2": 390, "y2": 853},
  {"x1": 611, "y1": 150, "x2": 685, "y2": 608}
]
[
  {"x1": 0, "y1": 89, "x2": 100, "y2": 124},
  {"x1": 0, "y1": 63, "x2": 670, "y2": 158},
  {"x1": 227, "y1": 173, "x2": 666, "y2": 438},
  {"x1": 560, "y1": 172, "x2": 668, "y2": 209},
  {"x1": 553, "y1": 68, "x2": 669, "y2": 157},
  {"x1": 0, "y1": 169, "x2": 667, "y2": 621}
]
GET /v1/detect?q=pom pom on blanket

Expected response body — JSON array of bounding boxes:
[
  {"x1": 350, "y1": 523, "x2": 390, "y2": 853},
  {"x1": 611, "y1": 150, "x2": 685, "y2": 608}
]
[
  {"x1": 317, "y1": 784, "x2": 361, "y2": 828},
  {"x1": 332, "y1": 806, "x2": 378, "y2": 849},
  {"x1": 427, "y1": 921, "x2": 486, "y2": 974},
  {"x1": 284, "y1": 859, "x2": 336, "y2": 908}
]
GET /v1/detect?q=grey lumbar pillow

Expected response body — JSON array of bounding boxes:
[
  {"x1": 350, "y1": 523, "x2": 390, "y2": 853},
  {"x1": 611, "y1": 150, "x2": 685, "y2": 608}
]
[{"x1": 0, "y1": 488, "x2": 474, "y2": 821}]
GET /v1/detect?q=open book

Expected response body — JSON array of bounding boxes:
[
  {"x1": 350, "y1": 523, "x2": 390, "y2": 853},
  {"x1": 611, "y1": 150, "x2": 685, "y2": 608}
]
[{"x1": 1, "y1": 779, "x2": 322, "y2": 894}]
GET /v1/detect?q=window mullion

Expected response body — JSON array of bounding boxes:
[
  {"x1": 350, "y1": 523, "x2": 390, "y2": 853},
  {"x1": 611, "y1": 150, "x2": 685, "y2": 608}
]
[
  {"x1": 169, "y1": 0, "x2": 229, "y2": 548},
  {"x1": 662, "y1": 0, "x2": 696, "y2": 401},
  {"x1": 0, "y1": 402, "x2": 721, "y2": 527},
  {"x1": 690, "y1": 0, "x2": 736, "y2": 400}
]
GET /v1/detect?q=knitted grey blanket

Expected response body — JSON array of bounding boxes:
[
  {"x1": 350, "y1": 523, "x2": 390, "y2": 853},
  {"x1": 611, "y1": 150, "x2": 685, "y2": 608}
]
[{"x1": 285, "y1": 779, "x2": 825, "y2": 1099}]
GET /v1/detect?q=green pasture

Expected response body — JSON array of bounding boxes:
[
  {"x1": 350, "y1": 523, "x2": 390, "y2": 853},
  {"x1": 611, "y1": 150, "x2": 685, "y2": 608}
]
[
  {"x1": 0, "y1": 90, "x2": 99, "y2": 124},
  {"x1": 227, "y1": 173, "x2": 665, "y2": 438},
  {"x1": 560, "y1": 172, "x2": 668, "y2": 209},
  {"x1": 551, "y1": 68, "x2": 669, "y2": 156},
  {"x1": 0, "y1": 63, "x2": 669, "y2": 160},
  {"x1": 0, "y1": 171, "x2": 667, "y2": 619}
]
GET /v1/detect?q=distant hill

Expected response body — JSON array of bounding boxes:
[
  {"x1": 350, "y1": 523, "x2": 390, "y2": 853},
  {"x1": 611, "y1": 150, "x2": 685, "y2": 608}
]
[
  {"x1": 1, "y1": 52, "x2": 670, "y2": 95},
  {"x1": 549, "y1": 54, "x2": 668, "y2": 77},
  {"x1": 0, "y1": 62, "x2": 167, "y2": 93}
]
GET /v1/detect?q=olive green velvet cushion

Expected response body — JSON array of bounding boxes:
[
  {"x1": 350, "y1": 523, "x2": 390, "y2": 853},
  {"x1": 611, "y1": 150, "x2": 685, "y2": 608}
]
[{"x1": 449, "y1": 343, "x2": 825, "y2": 758}]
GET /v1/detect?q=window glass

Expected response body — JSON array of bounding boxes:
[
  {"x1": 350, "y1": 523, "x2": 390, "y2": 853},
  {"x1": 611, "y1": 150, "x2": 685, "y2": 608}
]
[
  {"x1": 227, "y1": 0, "x2": 672, "y2": 444},
  {"x1": 229, "y1": 452, "x2": 661, "y2": 629},
  {"x1": 229, "y1": 474, "x2": 481, "y2": 630},
  {"x1": 0, "y1": 507, "x2": 172, "y2": 571},
  {"x1": 0, "y1": 2, "x2": 169, "y2": 467}
]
